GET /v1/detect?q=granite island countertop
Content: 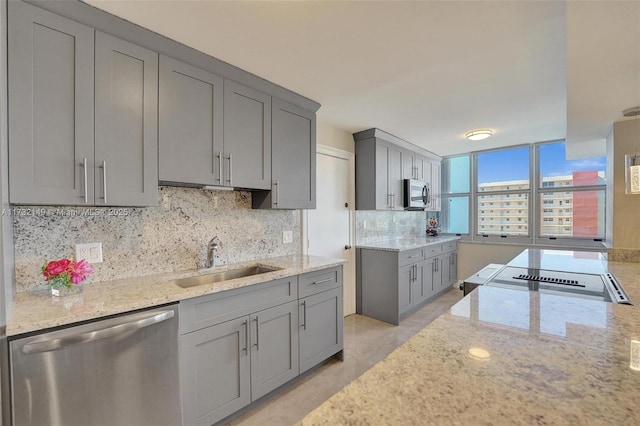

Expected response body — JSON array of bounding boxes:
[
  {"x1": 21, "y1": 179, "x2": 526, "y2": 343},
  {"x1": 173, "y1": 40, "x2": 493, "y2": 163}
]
[
  {"x1": 356, "y1": 235, "x2": 460, "y2": 252},
  {"x1": 7, "y1": 254, "x2": 345, "y2": 336},
  {"x1": 302, "y1": 250, "x2": 640, "y2": 425}
]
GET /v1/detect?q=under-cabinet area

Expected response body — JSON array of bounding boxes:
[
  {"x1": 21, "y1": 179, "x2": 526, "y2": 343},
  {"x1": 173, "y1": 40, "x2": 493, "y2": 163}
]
[{"x1": 356, "y1": 238, "x2": 458, "y2": 325}]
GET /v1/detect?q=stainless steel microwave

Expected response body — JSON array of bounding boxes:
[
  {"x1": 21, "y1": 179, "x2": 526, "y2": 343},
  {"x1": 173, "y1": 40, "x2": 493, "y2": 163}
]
[{"x1": 403, "y1": 179, "x2": 428, "y2": 210}]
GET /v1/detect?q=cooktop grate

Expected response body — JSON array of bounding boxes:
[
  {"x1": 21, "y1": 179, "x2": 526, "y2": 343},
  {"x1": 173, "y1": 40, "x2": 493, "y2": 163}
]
[{"x1": 513, "y1": 274, "x2": 585, "y2": 287}]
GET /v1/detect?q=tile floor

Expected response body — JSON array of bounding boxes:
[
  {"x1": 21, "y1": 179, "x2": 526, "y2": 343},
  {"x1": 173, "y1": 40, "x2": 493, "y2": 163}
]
[{"x1": 228, "y1": 287, "x2": 464, "y2": 426}]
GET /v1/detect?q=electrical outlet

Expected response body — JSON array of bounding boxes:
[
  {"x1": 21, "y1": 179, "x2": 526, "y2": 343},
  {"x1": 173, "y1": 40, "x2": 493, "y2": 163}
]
[
  {"x1": 283, "y1": 230, "x2": 293, "y2": 244},
  {"x1": 363, "y1": 220, "x2": 367, "y2": 229},
  {"x1": 76, "y1": 242, "x2": 103, "y2": 264}
]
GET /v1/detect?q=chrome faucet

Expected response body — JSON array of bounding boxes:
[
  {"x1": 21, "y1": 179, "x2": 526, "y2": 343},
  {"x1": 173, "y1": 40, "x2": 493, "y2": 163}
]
[{"x1": 206, "y1": 236, "x2": 220, "y2": 268}]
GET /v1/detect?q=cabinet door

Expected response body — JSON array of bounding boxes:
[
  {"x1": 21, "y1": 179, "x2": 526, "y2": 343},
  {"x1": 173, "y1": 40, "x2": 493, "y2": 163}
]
[
  {"x1": 250, "y1": 301, "x2": 299, "y2": 401},
  {"x1": 439, "y1": 254, "x2": 450, "y2": 291},
  {"x1": 95, "y1": 32, "x2": 158, "y2": 206},
  {"x1": 388, "y1": 146, "x2": 403, "y2": 209},
  {"x1": 422, "y1": 259, "x2": 435, "y2": 300},
  {"x1": 375, "y1": 143, "x2": 390, "y2": 210},
  {"x1": 224, "y1": 80, "x2": 272, "y2": 190},
  {"x1": 415, "y1": 155, "x2": 427, "y2": 182},
  {"x1": 8, "y1": 1, "x2": 95, "y2": 205},
  {"x1": 449, "y1": 252, "x2": 458, "y2": 285},
  {"x1": 299, "y1": 287, "x2": 344, "y2": 373},
  {"x1": 180, "y1": 316, "x2": 250, "y2": 426},
  {"x1": 398, "y1": 264, "x2": 413, "y2": 314},
  {"x1": 271, "y1": 98, "x2": 316, "y2": 209},
  {"x1": 159, "y1": 55, "x2": 224, "y2": 186},
  {"x1": 411, "y1": 263, "x2": 423, "y2": 306},
  {"x1": 430, "y1": 161, "x2": 441, "y2": 211},
  {"x1": 402, "y1": 151, "x2": 415, "y2": 180}
]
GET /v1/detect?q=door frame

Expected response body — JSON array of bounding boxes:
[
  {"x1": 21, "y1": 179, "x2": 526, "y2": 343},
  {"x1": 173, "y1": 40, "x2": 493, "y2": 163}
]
[{"x1": 301, "y1": 144, "x2": 356, "y2": 315}]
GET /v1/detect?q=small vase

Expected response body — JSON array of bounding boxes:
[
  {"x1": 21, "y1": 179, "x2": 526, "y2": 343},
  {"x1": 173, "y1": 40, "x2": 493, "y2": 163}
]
[{"x1": 50, "y1": 284, "x2": 83, "y2": 297}]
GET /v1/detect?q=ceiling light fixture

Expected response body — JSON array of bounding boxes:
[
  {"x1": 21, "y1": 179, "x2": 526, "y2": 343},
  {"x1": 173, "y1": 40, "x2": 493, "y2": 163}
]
[
  {"x1": 623, "y1": 106, "x2": 640, "y2": 195},
  {"x1": 465, "y1": 129, "x2": 493, "y2": 141}
]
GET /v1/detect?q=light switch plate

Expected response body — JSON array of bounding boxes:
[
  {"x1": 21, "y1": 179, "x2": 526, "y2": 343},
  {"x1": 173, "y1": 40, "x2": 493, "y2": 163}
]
[
  {"x1": 76, "y1": 242, "x2": 103, "y2": 264},
  {"x1": 283, "y1": 230, "x2": 293, "y2": 244}
]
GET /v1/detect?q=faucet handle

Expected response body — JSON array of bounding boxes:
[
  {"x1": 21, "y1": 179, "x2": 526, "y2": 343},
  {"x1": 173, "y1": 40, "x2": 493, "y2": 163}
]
[{"x1": 208, "y1": 236, "x2": 219, "y2": 248}]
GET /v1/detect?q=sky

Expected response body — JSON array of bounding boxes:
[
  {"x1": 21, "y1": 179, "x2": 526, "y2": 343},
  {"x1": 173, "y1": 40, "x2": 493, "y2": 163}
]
[{"x1": 476, "y1": 143, "x2": 606, "y2": 185}]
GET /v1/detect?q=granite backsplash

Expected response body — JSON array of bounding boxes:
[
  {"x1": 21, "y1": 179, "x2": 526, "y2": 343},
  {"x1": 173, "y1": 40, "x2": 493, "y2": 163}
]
[
  {"x1": 356, "y1": 210, "x2": 433, "y2": 244},
  {"x1": 13, "y1": 186, "x2": 301, "y2": 293}
]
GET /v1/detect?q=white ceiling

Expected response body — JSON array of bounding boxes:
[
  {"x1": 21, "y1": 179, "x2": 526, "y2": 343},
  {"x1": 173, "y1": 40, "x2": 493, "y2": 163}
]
[{"x1": 85, "y1": 0, "x2": 640, "y2": 157}]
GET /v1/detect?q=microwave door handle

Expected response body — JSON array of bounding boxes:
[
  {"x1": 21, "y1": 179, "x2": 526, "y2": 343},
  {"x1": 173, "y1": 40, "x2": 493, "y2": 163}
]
[
  {"x1": 21, "y1": 310, "x2": 175, "y2": 354},
  {"x1": 422, "y1": 185, "x2": 428, "y2": 204}
]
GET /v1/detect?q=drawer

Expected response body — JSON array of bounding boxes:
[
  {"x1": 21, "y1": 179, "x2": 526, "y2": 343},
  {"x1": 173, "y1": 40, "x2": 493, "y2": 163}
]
[
  {"x1": 443, "y1": 241, "x2": 457, "y2": 253},
  {"x1": 299, "y1": 266, "x2": 342, "y2": 298},
  {"x1": 399, "y1": 249, "x2": 424, "y2": 266},
  {"x1": 425, "y1": 244, "x2": 443, "y2": 257},
  {"x1": 180, "y1": 276, "x2": 298, "y2": 334}
]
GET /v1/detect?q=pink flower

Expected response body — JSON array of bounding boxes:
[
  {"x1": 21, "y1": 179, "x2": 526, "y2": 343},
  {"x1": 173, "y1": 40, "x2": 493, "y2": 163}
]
[
  {"x1": 69, "y1": 259, "x2": 93, "y2": 284},
  {"x1": 42, "y1": 259, "x2": 71, "y2": 281}
]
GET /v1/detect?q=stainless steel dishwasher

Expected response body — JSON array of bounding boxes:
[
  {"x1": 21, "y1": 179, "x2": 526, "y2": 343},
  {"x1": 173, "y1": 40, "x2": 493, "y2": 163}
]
[{"x1": 9, "y1": 304, "x2": 181, "y2": 426}]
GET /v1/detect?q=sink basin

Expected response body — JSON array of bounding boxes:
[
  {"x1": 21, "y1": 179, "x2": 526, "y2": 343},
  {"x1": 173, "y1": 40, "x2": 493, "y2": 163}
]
[{"x1": 170, "y1": 265, "x2": 279, "y2": 289}]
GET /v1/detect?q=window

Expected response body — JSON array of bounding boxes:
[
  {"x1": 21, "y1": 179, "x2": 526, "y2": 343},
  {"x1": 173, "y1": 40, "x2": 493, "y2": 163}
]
[
  {"x1": 441, "y1": 155, "x2": 470, "y2": 235},
  {"x1": 475, "y1": 146, "x2": 530, "y2": 238},
  {"x1": 538, "y1": 142, "x2": 606, "y2": 240},
  {"x1": 440, "y1": 141, "x2": 606, "y2": 247}
]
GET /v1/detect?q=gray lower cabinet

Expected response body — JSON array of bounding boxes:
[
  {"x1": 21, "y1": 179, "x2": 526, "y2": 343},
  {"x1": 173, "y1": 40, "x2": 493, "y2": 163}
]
[
  {"x1": 253, "y1": 98, "x2": 316, "y2": 209},
  {"x1": 158, "y1": 55, "x2": 224, "y2": 186},
  {"x1": 180, "y1": 266, "x2": 343, "y2": 425},
  {"x1": 180, "y1": 316, "x2": 251, "y2": 426},
  {"x1": 250, "y1": 300, "x2": 299, "y2": 400},
  {"x1": 224, "y1": 80, "x2": 272, "y2": 190},
  {"x1": 297, "y1": 267, "x2": 344, "y2": 373},
  {"x1": 357, "y1": 243, "x2": 457, "y2": 325},
  {"x1": 8, "y1": 2, "x2": 158, "y2": 206}
]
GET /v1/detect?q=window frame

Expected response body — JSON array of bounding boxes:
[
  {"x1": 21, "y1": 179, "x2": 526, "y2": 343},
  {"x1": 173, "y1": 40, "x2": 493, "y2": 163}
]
[
  {"x1": 441, "y1": 140, "x2": 606, "y2": 248},
  {"x1": 441, "y1": 154, "x2": 472, "y2": 240}
]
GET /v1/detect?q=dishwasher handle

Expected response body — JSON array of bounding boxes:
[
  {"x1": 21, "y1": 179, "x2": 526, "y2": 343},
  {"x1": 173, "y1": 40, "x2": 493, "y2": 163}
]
[{"x1": 22, "y1": 310, "x2": 175, "y2": 355}]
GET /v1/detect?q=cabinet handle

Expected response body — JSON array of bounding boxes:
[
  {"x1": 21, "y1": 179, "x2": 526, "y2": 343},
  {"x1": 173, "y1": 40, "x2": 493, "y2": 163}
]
[
  {"x1": 274, "y1": 180, "x2": 279, "y2": 206},
  {"x1": 414, "y1": 265, "x2": 417, "y2": 282},
  {"x1": 409, "y1": 265, "x2": 413, "y2": 282},
  {"x1": 301, "y1": 301, "x2": 307, "y2": 330},
  {"x1": 217, "y1": 152, "x2": 223, "y2": 184},
  {"x1": 101, "y1": 160, "x2": 107, "y2": 204},
  {"x1": 391, "y1": 193, "x2": 395, "y2": 209},
  {"x1": 387, "y1": 193, "x2": 392, "y2": 209},
  {"x1": 242, "y1": 320, "x2": 248, "y2": 352},
  {"x1": 227, "y1": 153, "x2": 233, "y2": 185},
  {"x1": 313, "y1": 277, "x2": 333, "y2": 285},
  {"x1": 81, "y1": 158, "x2": 88, "y2": 203},
  {"x1": 253, "y1": 317, "x2": 259, "y2": 350}
]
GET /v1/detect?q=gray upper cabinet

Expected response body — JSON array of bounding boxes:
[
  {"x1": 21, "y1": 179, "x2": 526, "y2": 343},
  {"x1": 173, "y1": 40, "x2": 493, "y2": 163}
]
[
  {"x1": 94, "y1": 32, "x2": 158, "y2": 206},
  {"x1": 402, "y1": 151, "x2": 415, "y2": 180},
  {"x1": 253, "y1": 98, "x2": 316, "y2": 209},
  {"x1": 224, "y1": 80, "x2": 272, "y2": 190},
  {"x1": 8, "y1": 2, "x2": 158, "y2": 206},
  {"x1": 8, "y1": 1, "x2": 95, "y2": 205},
  {"x1": 356, "y1": 139, "x2": 402, "y2": 210},
  {"x1": 159, "y1": 55, "x2": 224, "y2": 186}
]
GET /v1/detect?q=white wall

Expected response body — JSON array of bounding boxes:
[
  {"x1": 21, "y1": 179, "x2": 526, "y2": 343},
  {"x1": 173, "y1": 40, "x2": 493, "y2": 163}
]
[{"x1": 317, "y1": 122, "x2": 354, "y2": 153}]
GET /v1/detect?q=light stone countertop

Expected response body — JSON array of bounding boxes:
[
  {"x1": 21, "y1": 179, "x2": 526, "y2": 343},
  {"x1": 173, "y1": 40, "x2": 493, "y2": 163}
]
[
  {"x1": 356, "y1": 235, "x2": 460, "y2": 252},
  {"x1": 302, "y1": 255, "x2": 640, "y2": 425},
  {"x1": 7, "y1": 255, "x2": 345, "y2": 336}
]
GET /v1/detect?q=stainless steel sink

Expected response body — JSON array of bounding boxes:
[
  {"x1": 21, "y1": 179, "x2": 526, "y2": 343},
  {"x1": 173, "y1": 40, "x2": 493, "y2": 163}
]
[{"x1": 170, "y1": 265, "x2": 278, "y2": 289}]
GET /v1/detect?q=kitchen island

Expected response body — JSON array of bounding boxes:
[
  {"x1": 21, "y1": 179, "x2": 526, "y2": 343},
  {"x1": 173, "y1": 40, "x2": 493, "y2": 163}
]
[{"x1": 302, "y1": 250, "x2": 640, "y2": 424}]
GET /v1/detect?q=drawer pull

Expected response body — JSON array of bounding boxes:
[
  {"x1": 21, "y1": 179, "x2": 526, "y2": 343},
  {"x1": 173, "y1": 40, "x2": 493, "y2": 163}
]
[{"x1": 312, "y1": 277, "x2": 333, "y2": 285}]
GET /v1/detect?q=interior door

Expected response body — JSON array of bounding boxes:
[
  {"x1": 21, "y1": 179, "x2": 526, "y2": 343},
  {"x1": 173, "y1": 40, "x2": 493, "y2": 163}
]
[{"x1": 306, "y1": 147, "x2": 355, "y2": 315}]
